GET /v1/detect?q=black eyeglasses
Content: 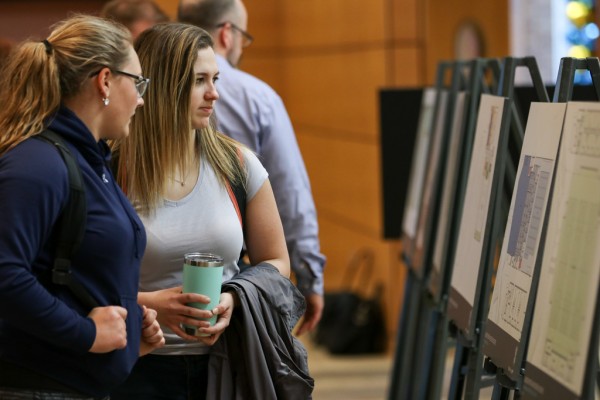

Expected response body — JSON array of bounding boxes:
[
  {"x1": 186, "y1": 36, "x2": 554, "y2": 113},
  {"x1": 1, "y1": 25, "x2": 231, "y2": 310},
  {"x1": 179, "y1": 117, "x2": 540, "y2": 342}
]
[
  {"x1": 113, "y1": 70, "x2": 150, "y2": 98},
  {"x1": 216, "y1": 22, "x2": 254, "y2": 48}
]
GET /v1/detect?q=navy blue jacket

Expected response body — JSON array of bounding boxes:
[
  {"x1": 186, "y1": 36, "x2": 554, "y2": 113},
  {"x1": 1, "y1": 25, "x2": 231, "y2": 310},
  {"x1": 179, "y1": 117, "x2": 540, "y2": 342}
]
[{"x1": 0, "y1": 107, "x2": 146, "y2": 397}]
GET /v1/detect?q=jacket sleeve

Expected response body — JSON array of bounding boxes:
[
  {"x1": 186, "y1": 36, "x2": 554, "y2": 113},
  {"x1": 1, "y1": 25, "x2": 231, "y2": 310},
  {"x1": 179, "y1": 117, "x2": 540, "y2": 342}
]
[
  {"x1": 209, "y1": 264, "x2": 313, "y2": 400},
  {"x1": 0, "y1": 141, "x2": 96, "y2": 354}
]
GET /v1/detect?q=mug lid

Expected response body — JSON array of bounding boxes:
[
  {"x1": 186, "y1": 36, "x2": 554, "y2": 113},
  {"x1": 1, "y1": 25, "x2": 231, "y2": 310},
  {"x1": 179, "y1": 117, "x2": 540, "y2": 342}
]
[{"x1": 184, "y1": 252, "x2": 223, "y2": 267}]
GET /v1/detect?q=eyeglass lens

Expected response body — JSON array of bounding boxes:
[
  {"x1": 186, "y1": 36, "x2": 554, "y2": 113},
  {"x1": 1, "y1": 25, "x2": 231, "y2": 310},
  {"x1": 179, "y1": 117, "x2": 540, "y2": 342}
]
[{"x1": 135, "y1": 79, "x2": 148, "y2": 97}]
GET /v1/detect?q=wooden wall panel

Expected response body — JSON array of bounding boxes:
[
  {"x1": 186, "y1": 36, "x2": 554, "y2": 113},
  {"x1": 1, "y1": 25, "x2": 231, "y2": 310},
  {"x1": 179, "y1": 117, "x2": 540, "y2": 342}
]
[
  {"x1": 244, "y1": 0, "x2": 284, "y2": 49},
  {"x1": 390, "y1": 0, "x2": 420, "y2": 41},
  {"x1": 298, "y1": 132, "x2": 382, "y2": 237},
  {"x1": 238, "y1": 55, "x2": 285, "y2": 98},
  {"x1": 318, "y1": 218, "x2": 388, "y2": 290},
  {"x1": 425, "y1": 0, "x2": 509, "y2": 84},
  {"x1": 279, "y1": 0, "x2": 387, "y2": 47},
  {"x1": 318, "y1": 217, "x2": 406, "y2": 344},
  {"x1": 281, "y1": 49, "x2": 387, "y2": 137},
  {"x1": 391, "y1": 47, "x2": 422, "y2": 86}
]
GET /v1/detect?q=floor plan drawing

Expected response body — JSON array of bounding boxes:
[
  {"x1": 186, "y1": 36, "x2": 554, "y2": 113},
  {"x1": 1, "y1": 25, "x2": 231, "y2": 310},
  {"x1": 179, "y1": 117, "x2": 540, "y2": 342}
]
[{"x1": 527, "y1": 102, "x2": 600, "y2": 396}]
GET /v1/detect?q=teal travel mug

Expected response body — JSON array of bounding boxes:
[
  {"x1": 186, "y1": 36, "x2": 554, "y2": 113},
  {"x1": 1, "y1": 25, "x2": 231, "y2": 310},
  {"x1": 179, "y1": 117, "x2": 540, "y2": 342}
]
[{"x1": 182, "y1": 252, "x2": 224, "y2": 337}]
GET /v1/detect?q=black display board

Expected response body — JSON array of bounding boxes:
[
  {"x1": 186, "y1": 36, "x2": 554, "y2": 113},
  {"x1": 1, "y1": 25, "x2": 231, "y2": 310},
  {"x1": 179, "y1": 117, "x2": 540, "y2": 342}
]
[{"x1": 379, "y1": 88, "x2": 423, "y2": 239}]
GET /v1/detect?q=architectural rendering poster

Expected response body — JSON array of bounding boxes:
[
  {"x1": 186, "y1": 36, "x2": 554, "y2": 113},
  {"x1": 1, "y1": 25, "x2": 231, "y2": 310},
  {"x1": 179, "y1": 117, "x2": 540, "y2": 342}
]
[
  {"x1": 484, "y1": 102, "x2": 566, "y2": 375},
  {"x1": 430, "y1": 91, "x2": 467, "y2": 288},
  {"x1": 525, "y1": 101, "x2": 600, "y2": 398},
  {"x1": 449, "y1": 94, "x2": 506, "y2": 327},
  {"x1": 411, "y1": 89, "x2": 450, "y2": 272}
]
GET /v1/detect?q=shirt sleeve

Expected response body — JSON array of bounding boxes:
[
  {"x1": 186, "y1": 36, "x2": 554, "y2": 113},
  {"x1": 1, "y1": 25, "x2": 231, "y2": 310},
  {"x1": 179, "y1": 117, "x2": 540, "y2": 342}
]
[
  {"x1": 255, "y1": 92, "x2": 326, "y2": 296},
  {"x1": 0, "y1": 141, "x2": 96, "y2": 353},
  {"x1": 240, "y1": 147, "x2": 268, "y2": 201}
]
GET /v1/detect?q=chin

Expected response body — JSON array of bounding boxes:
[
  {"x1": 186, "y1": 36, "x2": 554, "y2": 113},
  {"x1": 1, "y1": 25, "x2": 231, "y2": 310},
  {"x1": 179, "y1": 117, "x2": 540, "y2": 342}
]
[
  {"x1": 105, "y1": 129, "x2": 129, "y2": 141},
  {"x1": 193, "y1": 120, "x2": 210, "y2": 130}
]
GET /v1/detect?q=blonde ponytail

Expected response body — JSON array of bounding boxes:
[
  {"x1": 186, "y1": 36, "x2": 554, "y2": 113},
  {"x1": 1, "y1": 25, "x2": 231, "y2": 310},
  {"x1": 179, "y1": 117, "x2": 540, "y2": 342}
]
[{"x1": 0, "y1": 15, "x2": 131, "y2": 155}]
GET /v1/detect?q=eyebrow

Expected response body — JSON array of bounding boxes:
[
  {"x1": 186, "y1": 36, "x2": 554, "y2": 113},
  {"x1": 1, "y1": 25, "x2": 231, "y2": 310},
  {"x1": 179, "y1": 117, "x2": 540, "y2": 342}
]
[{"x1": 195, "y1": 71, "x2": 220, "y2": 76}]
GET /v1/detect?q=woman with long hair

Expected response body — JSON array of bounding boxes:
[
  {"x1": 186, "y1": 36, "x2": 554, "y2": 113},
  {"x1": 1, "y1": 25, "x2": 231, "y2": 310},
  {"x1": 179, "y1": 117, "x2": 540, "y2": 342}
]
[{"x1": 110, "y1": 22, "x2": 298, "y2": 400}]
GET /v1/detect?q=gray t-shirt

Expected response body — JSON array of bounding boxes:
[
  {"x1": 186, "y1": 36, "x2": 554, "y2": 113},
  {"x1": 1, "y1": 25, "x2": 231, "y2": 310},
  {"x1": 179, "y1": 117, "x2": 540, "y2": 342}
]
[{"x1": 138, "y1": 149, "x2": 268, "y2": 355}]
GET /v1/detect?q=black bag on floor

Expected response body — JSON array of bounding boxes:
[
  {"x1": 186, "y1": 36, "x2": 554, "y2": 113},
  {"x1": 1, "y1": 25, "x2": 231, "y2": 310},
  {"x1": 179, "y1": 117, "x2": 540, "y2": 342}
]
[{"x1": 314, "y1": 248, "x2": 386, "y2": 354}]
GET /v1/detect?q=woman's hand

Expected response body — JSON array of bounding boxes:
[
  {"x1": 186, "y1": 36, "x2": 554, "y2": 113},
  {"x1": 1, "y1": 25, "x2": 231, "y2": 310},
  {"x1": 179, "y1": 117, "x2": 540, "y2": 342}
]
[
  {"x1": 139, "y1": 305, "x2": 165, "y2": 356},
  {"x1": 138, "y1": 287, "x2": 215, "y2": 341},
  {"x1": 88, "y1": 306, "x2": 128, "y2": 353},
  {"x1": 195, "y1": 291, "x2": 237, "y2": 346}
]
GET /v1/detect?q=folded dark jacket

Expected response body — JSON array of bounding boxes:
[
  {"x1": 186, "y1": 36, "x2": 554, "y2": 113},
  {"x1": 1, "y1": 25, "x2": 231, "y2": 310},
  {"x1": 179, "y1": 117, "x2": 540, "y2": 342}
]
[{"x1": 207, "y1": 263, "x2": 314, "y2": 400}]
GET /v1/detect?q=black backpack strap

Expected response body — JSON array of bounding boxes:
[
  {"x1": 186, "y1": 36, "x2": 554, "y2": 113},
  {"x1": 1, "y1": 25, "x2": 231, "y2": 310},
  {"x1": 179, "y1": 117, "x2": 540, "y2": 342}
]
[
  {"x1": 225, "y1": 147, "x2": 247, "y2": 264},
  {"x1": 36, "y1": 130, "x2": 98, "y2": 309},
  {"x1": 225, "y1": 147, "x2": 247, "y2": 231},
  {"x1": 230, "y1": 177, "x2": 246, "y2": 230},
  {"x1": 233, "y1": 147, "x2": 247, "y2": 229}
]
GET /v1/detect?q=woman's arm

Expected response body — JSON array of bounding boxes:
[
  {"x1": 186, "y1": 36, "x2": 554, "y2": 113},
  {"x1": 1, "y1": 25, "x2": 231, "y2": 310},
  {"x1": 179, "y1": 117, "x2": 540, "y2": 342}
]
[{"x1": 244, "y1": 179, "x2": 290, "y2": 278}]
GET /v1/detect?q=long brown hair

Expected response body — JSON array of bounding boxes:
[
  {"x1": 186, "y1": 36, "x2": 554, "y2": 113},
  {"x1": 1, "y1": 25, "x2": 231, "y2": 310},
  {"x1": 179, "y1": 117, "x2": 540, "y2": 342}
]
[
  {"x1": 114, "y1": 22, "x2": 246, "y2": 216},
  {"x1": 0, "y1": 15, "x2": 131, "y2": 156}
]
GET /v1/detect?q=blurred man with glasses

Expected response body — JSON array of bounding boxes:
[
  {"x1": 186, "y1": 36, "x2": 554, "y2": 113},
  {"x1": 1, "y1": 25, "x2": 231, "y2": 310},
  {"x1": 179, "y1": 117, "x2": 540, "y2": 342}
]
[{"x1": 178, "y1": 0, "x2": 326, "y2": 336}]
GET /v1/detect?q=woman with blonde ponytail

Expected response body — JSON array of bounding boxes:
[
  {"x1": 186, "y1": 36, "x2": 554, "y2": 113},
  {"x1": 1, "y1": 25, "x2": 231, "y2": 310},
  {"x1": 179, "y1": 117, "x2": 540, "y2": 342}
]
[{"x1": 0, "y1": 15, "x2": 164, "y2": 400}]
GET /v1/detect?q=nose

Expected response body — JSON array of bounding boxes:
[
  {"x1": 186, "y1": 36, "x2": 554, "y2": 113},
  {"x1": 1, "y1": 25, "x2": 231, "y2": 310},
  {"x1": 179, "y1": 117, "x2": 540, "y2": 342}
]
[{"x1": 205, "y1": 82, "x2": 219, "y2": 101}]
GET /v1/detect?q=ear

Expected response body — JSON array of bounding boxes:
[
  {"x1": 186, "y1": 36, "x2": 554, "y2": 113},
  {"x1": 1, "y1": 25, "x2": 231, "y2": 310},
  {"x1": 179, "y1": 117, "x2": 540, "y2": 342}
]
[
  {"x1": 93, "y1": 67, "x2": 112, "y2": 99},
  {"x1": 216, "y1": 23, "x2": 232, "y2": 51}
]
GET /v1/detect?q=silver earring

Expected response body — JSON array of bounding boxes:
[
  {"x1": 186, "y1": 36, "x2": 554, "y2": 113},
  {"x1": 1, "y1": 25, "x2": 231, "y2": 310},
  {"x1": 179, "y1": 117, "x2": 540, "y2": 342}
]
[{"x1": 102, "y1": 97, "x2": 109, "y2": 106}]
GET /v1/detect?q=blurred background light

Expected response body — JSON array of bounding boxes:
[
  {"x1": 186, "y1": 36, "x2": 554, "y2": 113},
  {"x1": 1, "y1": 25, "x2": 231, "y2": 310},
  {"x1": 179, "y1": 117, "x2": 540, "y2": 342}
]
[{"x1": 565, "y1": 0, "x2": 596, "y2": 84}]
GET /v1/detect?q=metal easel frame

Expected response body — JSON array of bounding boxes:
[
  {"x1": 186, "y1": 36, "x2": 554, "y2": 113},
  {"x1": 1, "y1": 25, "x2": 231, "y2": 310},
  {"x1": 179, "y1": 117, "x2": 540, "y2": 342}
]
[
  {"x1": 445, "y1": 56, "x2": 543, "y2": 400},
  {"x1": 478, "y1": 56, "x2": 550, "y2": 400},
  {"x1": 520, "y1": 56, "x2": 600, "y2": 400},
  {"x1": 388, "y1": 60, "x2": 454, "y2": 400},
  {"x1": 425, "y1": 57, "x2": 502, "y2": 400},
  {"x1": 409, "y1": 60, "x2": 471, "y2": 400}
]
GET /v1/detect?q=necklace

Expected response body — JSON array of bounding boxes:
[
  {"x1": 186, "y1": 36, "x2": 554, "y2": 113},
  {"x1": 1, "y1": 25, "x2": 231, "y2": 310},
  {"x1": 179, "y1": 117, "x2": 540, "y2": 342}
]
[
  {"x1": 171, "y1": 171, "x2": 190, "y2": 187},
  {"x1": 170, "y1": 157, "x2": 199, "y2": 187},
  {"x1": 172, "y1": 177, "x2": 186, "y2": 186}
]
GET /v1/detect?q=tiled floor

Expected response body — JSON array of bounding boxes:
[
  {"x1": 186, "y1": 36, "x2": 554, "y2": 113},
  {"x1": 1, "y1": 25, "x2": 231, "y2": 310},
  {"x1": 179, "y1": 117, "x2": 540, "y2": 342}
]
[
  {"x1": 303, "y1": 337, "x2": 495, "y2": 400},
  {"x1": 304, "y1": 338, "x2": 392, "y2": 400}
]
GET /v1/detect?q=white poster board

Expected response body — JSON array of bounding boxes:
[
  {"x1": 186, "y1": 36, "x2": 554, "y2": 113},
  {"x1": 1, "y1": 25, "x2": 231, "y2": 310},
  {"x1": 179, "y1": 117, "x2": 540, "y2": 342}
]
[
  {"x1": 447, "y1": 94, "x2": 508, "y2": 334},
  {"x1": 411, "y1": 89, "x2": 451, "y2": 274},
  {"x1": 402, "y1": 88, "x2": 438, "y2": 239},
  {"x1": 429, "y1": 91, "x2": 467, "y2": 296},
  {"x1": 524, "y1": 101, "x2": 600, "y2": 399},
  {"x1": 484, "y1": 102, "x2": 567, "y2": 378}
]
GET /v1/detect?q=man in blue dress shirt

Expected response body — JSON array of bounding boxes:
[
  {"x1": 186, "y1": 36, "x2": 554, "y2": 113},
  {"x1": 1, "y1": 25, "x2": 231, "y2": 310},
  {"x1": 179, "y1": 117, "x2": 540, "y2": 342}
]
[{"x1": 178, "y1": 0, "x2": 326, "y2": 335}]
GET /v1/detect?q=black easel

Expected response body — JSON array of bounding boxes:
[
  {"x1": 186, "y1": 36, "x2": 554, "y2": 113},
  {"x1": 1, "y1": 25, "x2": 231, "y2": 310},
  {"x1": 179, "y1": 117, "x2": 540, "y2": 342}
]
[
  {"x1": 444, "y1": 56, "x2": 537, "y2": 400},
  {"x1": 478, "y1": 56, "x2": 550, "y2": 400},
  {"x1": 520, "y1": 57, "x2": 600, "y2": 400},
  {"x1": 424, "y1": 57, "x2": 502, "y2": 400},
  {"x1": 408, "y1": 60, "x2": 472, "y2": 400},
  {"x1": 388, "y1": 61, "x2": 454, "y2": 400}
]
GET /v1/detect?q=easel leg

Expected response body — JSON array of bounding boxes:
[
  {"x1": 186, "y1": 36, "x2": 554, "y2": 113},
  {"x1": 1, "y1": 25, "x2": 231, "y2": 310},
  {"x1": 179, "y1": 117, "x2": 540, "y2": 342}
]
[
  {"x1": 448, "y1": 329, "x2": 469, "y2": 400},
  {"x1": 491, "y1": 381, "x2": 511, "y2": 400},
  {"x1": 388, "y1": 270, "x2": 423, "y2": 400},
  {"x1": 413, "y1": 296, "x2": 438, "y2": 399},
  {"x1": 464, "y1": 337, "x2": 485, "y2": 400},
  {"x1": 426, "y1": 310, "x2": 451, "y2": 400}
]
